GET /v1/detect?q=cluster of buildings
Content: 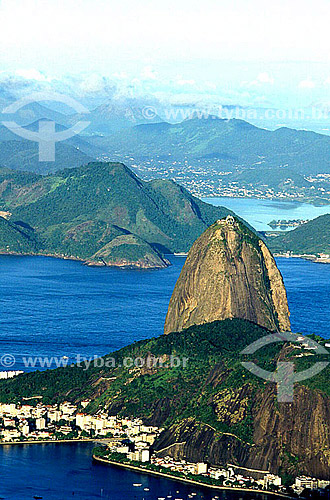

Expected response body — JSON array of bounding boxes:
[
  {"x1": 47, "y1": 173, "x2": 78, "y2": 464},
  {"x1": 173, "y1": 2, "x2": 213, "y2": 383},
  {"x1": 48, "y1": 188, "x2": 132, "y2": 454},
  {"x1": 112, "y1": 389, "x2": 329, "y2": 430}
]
[
  {"x1": 272, "y1": 250, "x2": 330, "y2": 265},
  {"x1": 102, "y1": 152, "x2": 330, "y2": 202},
  {"x1": 0, "y1": 370, "x2": 24, "y2": 380},
  {"x1": 148, "y1": 456, "x2": 283, "y2": 492},
  {"x1": 268, "y1": 219, "x2": 309, "y2": 229},
  {"x1": 106, "y1": 441, "x2": 330, "y2": 495},
  {"x1": 0, "y1": 401, "x2": 160, "y2": 445},
  {"x1": 151, "y1": 456, "x2": 208, "y2": 475},
  {"x1": 107, "y1": 440, "x2": 286, "y2": 493},
  {"x1": 97, "y1": 417, "x2": 161, "y2": 463},
  {"x1": 2, "y1": 400, "x2": 330, "y2": 496},
  {"x1": 293, "y1": 476, "x2": 330, "y2": 495}
]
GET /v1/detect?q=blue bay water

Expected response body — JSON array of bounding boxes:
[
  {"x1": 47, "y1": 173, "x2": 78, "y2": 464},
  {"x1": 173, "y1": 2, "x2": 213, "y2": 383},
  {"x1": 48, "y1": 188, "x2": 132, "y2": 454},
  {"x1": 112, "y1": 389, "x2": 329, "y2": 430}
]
[
  {"x1": 0, "y1": 254, "x2": 329, "y2": 374},
  {"x1": 202, "y1": 196, "x2": 330, "y2": 231},
  {"x1": 1, "y1": 206, "x2": 330, "y2": 498},
  {"x1": 0, "y1": 255, "x2": 185, "y2": 371},
  {"x1": 0, "y1": 442, "x2": 266, "y2": 500}
]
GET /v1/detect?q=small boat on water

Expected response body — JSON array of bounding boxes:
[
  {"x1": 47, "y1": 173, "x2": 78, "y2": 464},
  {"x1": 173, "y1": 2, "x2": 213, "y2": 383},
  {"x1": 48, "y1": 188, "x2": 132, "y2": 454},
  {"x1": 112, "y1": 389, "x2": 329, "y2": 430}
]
[{"x1": 133, "y1": 483, "x2": 142, "y2": 486}]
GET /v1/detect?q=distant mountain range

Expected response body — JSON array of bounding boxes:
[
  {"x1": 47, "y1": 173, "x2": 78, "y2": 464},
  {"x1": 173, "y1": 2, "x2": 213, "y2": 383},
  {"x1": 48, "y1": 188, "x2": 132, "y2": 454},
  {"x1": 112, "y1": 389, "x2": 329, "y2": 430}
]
[
  {"x1": 1, "y1": 102, "x2": 69, "y2": 127},
  {"x1": 0, "y1": 121, "x2": 96, "y2": 174},
  {"x1": 96, "y1": 116, "x2": 330, "y2": 176},
  {"x1": 1, "y1": 99, "x2": 330, "y2": 201},
  {"x1": 67, "y1": 97, "x2": 163, "y2": 135},
  {"x1": 93, "y1": 117, "x2": 330, "y2": 201},
  {"x1": 0, "y1": 90, "x2": 163, "y2": 134},
  {"x1": 0, "y1": 162, "x2": 233, "y2": 267}
]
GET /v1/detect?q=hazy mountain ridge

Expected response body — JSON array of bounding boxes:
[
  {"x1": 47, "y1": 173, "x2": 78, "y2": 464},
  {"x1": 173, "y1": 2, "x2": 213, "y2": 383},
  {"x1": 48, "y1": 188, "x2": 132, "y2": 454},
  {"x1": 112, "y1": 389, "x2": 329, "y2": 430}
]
[
  {"x1": 93, "y1": 117, "x2": 330, "y2": 201},
  {"x1": 95, "y1": 117, "x2": 330, "y2": 176},
  {"x1": 0, "y1": 121, "x2": 96, "y2": 174}
]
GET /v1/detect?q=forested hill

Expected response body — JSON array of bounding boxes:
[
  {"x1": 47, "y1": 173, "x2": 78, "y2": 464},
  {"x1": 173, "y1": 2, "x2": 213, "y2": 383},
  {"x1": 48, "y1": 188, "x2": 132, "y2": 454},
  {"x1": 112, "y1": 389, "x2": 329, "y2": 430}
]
[
  {"x1": 95, "y1": 117, "x2": 330, "y2": 175},
  {"x1": 267, "y1": 214, "x2": 330, "y2": 255},
  {"x1": 1, "y1": 317, "x2": 330, "y2": 480},
  {"x1": 0, "y1": 162, "x2": 234, "y2": 267}
]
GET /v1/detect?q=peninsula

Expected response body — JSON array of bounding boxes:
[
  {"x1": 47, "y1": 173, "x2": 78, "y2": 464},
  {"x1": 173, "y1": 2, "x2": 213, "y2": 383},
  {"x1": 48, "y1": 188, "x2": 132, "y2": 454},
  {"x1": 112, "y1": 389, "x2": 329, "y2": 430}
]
[
  {"x1": 1, "y1": 218, "x2": 330, "y2": 493},
  {"x1": 0, "y1": 162, "x2": 233, "y2": 269}
]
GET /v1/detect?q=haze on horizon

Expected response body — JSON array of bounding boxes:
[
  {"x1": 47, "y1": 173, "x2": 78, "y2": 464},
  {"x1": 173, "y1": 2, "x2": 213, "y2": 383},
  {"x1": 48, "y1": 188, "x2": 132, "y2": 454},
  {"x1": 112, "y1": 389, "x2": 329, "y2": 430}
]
[{"x1": 0, "y1": 0, "x2": 330, "y2": 118}]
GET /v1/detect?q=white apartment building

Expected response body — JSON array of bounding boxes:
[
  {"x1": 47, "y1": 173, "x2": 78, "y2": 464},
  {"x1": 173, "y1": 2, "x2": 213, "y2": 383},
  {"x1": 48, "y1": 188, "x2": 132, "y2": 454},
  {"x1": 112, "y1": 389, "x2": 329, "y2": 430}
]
[
  {"x1": 48, "y1": 410, "x2": 61, "y2": 422},
  {"x1": 295, "y1": 476, "x2": 318, "y2": 490},
  {"x1": 1, "y1": 428, "x2": 20, "y2": 441},
  {"x1": 36, "y1": 417, "x2": 46, "y2": 430},
  {"x1": 0, "y1": 404, "x2": 17, "y2": 416}
]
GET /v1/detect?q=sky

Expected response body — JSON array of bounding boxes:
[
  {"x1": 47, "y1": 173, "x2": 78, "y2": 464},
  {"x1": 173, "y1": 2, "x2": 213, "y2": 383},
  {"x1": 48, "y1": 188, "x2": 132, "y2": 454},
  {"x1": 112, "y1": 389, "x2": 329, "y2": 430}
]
[{"x1": 1, "y1": 0, "x2": 330, "y2": 111}]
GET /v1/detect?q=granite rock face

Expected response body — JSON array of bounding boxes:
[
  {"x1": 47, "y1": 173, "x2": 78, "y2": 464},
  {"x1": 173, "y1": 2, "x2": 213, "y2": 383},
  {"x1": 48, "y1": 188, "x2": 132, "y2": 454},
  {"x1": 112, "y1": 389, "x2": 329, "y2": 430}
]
[
  {"x1": 164, "y1": 216, "x2": 291, "y2": 334},
  {"x1": 153, "y1": 385, "x2": 330, "y2": 480}
]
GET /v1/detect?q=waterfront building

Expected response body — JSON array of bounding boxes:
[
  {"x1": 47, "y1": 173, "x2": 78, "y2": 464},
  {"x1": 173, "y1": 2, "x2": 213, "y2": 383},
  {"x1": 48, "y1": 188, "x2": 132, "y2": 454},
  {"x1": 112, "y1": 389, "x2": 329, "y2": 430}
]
[{"x1": 295, "y1": 476, "x2": 318, "y2": 490}]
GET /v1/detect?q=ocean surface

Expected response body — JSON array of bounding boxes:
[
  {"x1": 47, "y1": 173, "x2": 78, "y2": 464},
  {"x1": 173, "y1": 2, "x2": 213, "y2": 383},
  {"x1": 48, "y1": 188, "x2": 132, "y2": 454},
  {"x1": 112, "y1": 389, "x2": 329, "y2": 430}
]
[
  {"x1": 0, "y1": 255, "x2": 185, "y2": 372},
  {"x1": 202, "y1": 196, "x2": 330, "y2": 231},
  {"x1": 1, "y1": 254, "x2": 330, "y2": 373},
  {"x1": 1, "y1": 196, "x2": 330, "y2": 498},
  {"x1": 0, "y1": 442, "x2": 267, "y2": 500}
]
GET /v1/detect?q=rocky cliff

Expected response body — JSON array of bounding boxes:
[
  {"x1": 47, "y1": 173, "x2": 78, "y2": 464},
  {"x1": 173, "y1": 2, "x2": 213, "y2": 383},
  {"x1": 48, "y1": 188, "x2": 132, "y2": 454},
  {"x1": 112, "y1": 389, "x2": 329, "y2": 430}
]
[
  {"x1": 153, "y1": 383, "x2": 330, "y2": 480},
  {"x1": 164, "y1": 216, "x2": 291, "y2": 334},
  {"x1": 2, "y1": 315, "x2": 330, "y2": 480}
]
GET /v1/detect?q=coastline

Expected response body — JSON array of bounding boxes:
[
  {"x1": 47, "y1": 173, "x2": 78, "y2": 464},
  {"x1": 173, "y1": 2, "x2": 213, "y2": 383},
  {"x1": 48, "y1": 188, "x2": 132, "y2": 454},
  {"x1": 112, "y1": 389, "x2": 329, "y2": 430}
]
[
  {"x1": 0, "y1": 250, "x2": 170, "y2": 270},
  {"x1": 201, "y1": 194, "x2": 330, "y2": 207},
  {"x1": 0, "y1": 438, "x2": 107, "y2": 446},
  {"x1": 274, "y1": 253, "x2": 330, "y2": 264},
  {"x1": 93, "y1": 455, "x2": 292, "y2": 499}
]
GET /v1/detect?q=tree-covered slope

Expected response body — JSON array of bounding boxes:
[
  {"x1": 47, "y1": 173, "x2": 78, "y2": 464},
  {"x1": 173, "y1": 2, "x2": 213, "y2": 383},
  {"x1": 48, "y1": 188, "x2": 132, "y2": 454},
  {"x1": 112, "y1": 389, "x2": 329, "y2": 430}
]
[
  {"x1": 95, "y1": 117, "x2": 330, "y2": 176},
  {"x1": 0, "y1": 162, "x2": 234, "y2": 266},
  {"x1": 0, "y1": 216, "x2": 39, "y2": 254},
  {"x1": 267, "y1": 214, "x2": 330, "y2": 255},
  {"x1": 1, "y1": 318, "x2": 330, "y2": 479}
]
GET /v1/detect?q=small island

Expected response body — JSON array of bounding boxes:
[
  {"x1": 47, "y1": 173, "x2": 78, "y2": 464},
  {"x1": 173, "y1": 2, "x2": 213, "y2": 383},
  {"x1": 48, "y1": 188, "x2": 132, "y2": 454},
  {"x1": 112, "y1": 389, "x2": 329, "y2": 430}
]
[{"x1": 268, "y1": 219, "x2": 309, "y2": 230}]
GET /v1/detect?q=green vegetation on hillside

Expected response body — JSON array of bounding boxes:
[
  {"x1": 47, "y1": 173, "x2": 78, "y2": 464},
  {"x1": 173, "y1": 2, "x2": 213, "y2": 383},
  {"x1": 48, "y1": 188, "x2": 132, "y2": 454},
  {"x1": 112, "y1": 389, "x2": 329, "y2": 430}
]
[
  {"x1": 0, "y1": 217, "x2": 39, "y2": 254},
  {"x1": 267, "y1": 214, "x2": 330, "y2": 255},
  {"x1": 1, "y1": 317, "x2": 329, "y2": 477},
  {"x1": 0, "y1": 318, "x2": 324, "y2": 435},
  {"x1": 0, "y1": 162, "x2": 234, "y2": 267}
]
